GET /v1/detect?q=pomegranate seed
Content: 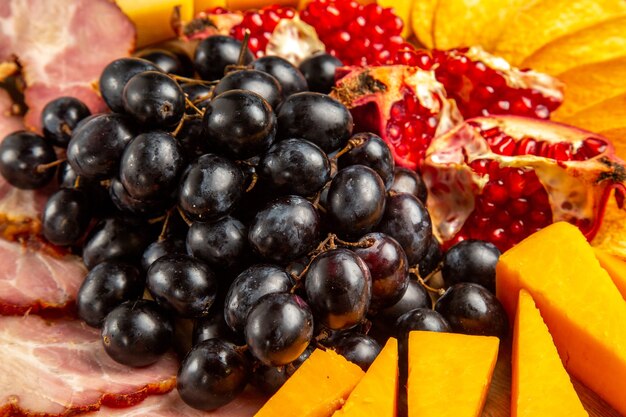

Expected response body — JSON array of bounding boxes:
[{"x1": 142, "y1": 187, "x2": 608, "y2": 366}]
[
  {"x1": 483, "y1": 182, "x2": 508, "y2": 205},
  {"x1": 509, "y1": 198, "x2": 529, "y2": 216}
]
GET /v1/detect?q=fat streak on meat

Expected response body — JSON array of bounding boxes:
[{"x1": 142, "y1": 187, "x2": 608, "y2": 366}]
[
  {"x1": 0, "y1": 0, "x2": 135, "y2": 131},
  {"x1": 92, "y1": 388, "x2": 266, "y2": 417},
  {"x1": 0, "y1": 315, "x2": 178, "y2": 416}
]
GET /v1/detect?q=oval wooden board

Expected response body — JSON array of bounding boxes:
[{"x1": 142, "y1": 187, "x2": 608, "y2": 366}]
[{"x1": 482, "y1": 339, "x2": 622, "y2": 417}]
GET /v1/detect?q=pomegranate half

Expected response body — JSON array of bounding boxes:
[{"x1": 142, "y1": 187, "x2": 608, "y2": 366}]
[{"x1": 422, "y1": 116, "x2": 626, "y2": 251}]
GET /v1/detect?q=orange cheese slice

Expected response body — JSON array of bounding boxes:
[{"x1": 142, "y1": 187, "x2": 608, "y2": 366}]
[
  {"x1": 333, "y1": 337, "x2": 398, "y2": 417},
  {"x1": 407, "y1": 331, "x2": 499, "y2": 417},
  {"x1": 512, "y1": 289, "x2": 588, "y2": 417},
  {"x1": 254, "y1": 349, "x2": 364, "y2": 417},
  {"x1": 496, "y1": 221, "x2": 626, "y2": 416},
  {"x1": 594, "y1": 247, "x2": 626, "y2": 299}
]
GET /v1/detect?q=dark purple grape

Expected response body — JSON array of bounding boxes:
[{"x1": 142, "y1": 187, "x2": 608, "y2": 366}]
[
  {"x1": 395, "y1": 308, "x2": 451, "y2": 337},
  {"x1": 41, "y1": 96, "x2": 91, "y2": 147},
  {"x1": 0, "y1": 131, "x2": 56, "y2": 189},
  {"x1": 141, "y1": 238, "x2": 186, "y2": 271},
  {"x1": 338, "y1": 132, "x2": 395, "y2": 189},
  {"x1": 327, "y1": 165, "x2": 386, "y2": 238},
  {"x1": 378, "y1": 193, "x2": 432, "y2": 265},
  {"x1": 375, "y1": 280, "x2": 432, "y2": 325},
  {"x1": 442, "y1": 240, "x2": 501, "y2": 293},
  {"x1": 245, "y1": 293, "x2": 313, "y2": 366},
  {"x1": 194, "y1": 35, "x2": 254, "y2": 81},
  {"x1": 298, "y1": 53, "x2": 343, "y2": 94},
  {"x1": 77, "y1": 261, "x2": 144, "y2": 327},
  {"x1": 136, "y1": 48, "x2": 193, "y2": 77},
  {"x1": 304, "y1": 248, "x2": 371, "y2": 330},
  {"x1": 418, "y1": 238, "x2": 443, "y2": 277},
  {"x1": 147, "y1": 254, "x2": 217, "y2": 318},
  {"x1": 251, "y1": 345, "x2": 312, "y2": 395},
  {"x1": 193, "y1": 307, "x2": 240, "y2": 345},
  {"x1": 82, "y1": 217, "x2": 153, "y2": 269},
  {"x1": 258, "y1": 138, "x2": 330, "y2": 197},
  {"x1": 178, "y1": 154, "x2": 245, "y2": 222},
  {"x1": 186, "y1": 217, "x2": 248, "y2": 270},
  {"x1": 122, "y1": 71, "x2": 185, "y2": 128},
  {"x1": 176, "y1": 118, "x2": 213, "y2": 160},
  {"x1": 67, "y1": 114, "x2": 134, "y2": 180},
  {"x1": 204, "y1": 90, "x2": 276, "y2": 159},
  {"x1": 213, "y1": 69, "x2": 283, "y2": 109},
  {"x1": 109, "y1": 177, "x2": 174, "y2": 216},
  {"x1": 251, "y1": 56, "x2": 307, "y2": 97},
  {"x1": 330, "y1": 333, "x2": 381, "y2": 371},
  {"x1": 224, "y1": 264, "x2": 294, "y2": 334},
  {"x1": 177, "y1": 339, "x2": 249, "y2": 410},
  {"x1": 248, "y1": 195, "x2": 320, "y2": 264},
  {"x1": 390, "y1": 167, "x2": 428, "y2": 203},
  {"x1": 99, "y1": 57, "x2": 161, "y2": 113},
  {"x1": 277, "y1": 92, "x2": 353, "y2": 153},
  {"x1": 353, "y1": 232, "x2": 408, "y2": 311},
  {"x1": 42, "y1": 188, "x2": 91, "y2": 246},
  {"x1": 101, "y1": 299, "x2": 173, "y2": 367},
  {"x1": 434, "y1": 283, "x2": 508, "y2": 338},
  {"x1": 120, "y1": 131, "x2": 185, "y2": 200}
]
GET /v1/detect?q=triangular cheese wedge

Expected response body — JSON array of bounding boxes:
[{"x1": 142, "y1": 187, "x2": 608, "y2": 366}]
[
  {"x1": 333, "y1": 338, "x2": 398, "y2": 417},
  {"x1": 254, "y1": 349, "x2": 364, "y2": 417},
  {"x1": 407, "y1": 331, "x2": 499, "y2": 417},
  {"x1": 513, "y1": 290, "x2": 588, "y2": 417},
  {"x1": 497, "y1": 222, "x2": 626, "y2": 416}
]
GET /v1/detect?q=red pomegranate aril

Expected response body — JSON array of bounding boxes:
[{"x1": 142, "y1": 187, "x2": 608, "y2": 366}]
[
  {"x1": 433, "y1": 48, "x2": 564, "y2": 120},
  {"x1": 483, "y1": 182, "x2": 508, "y2": 205},
  {"x1": 509, "y1": 198, "x2": 529, "y2": 216},
  {"x1": 509, "y1": 219, "x2": 525, "y2": 236}
]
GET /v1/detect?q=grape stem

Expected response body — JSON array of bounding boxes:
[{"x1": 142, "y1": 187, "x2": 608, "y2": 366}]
[
  {"x1": 408, "y1": 265, "x2": 445, "y2": 296},
  {"x1": 169, "y1": 74, "x2": 217, "y2": 86},
  {"x1": 73, "y1": 176, "x2": 81, "y2": 188},
  {"x1": 157, "y1": 209, "x2": 173, "y2": 241},
  {"x1": 332, "y1": 137, "x2": 366, "y2": 160},
  {"x1": 36, "y1": 159, "x2": 65, "y2": 174},
  {"x1": 176, "y1": 206, "x2": 193, "y2": 227},
  {"x1": 290, "y1": 233, "x2": 375, "y2": 284},
  {"x1": 171, "y1": 113, "x2": 199, "y2": 137},
  {"x1": 184, "y1": 97, "x2": 204, "y2": 116},
  {"x1": 224, "y1": 29, "x2": 251, "y2": 74}
]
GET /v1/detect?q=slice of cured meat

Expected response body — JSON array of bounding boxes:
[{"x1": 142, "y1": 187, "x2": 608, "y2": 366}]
[
  {"x1": 0, "y1": 0, "x2": 135, "y2": 130},
  {"x1": 0, "y1": 238, "x2": 86, "y2": 315},
  {"x1": 0, "y1": 88, "x2": 21, "y2": 138},
  {"x1": 0, "y1": 315, "x2": 178, "y2": 416},
  {"x1": 94, "y1": 388, "x2": 266, "y2": 417}
]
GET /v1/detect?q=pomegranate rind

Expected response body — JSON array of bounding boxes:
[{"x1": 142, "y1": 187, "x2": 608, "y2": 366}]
[
  {"x1": 331, "y1": 65, "x2": 462, "y2": 170},
  {"x1": 266, "y1": 17, "x2": 325, "y2": 65},
  {"x1": 423, "y1": 116, "x2": 626, "y2": 245}
]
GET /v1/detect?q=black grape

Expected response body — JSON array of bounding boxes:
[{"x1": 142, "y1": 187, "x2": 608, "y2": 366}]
[
  {"x1": 194, "y1": 35, "x2": 254, "y2": 81},
  {"x1": 304, "y1": 248, "x2": 371, "y2": 330},
  {"x1": 0, "y1": 131, "x2": 56, "y2": 189},
  {"x1": 277, "y1": 92, "x2": 353, "y2": 153},
  {"x1": 245, "y1": 293, "x2": 314, "y2": 366},
  {"x1": 248, "y1": 195, "x2": 320, "y2": 264},
  {"x1": 99, "y1": 57, "x2": 160, "y2": 112},
  {"x1": 101, "y1": 299, "x2": 173, "y2": 367},
  {"x1": 224, "y1": 264, "x2": 294, "y2": 334},
  {"x1": 177, "y1": 339, "x2": 249, "y2": 410},
  {"x1": 42, "y1": 188, "x2": 92, "y2": 246},
  {"x1": 41, "y1": 96, "x2": 91, "y2": 147},
  {"x1": 77, "y1": 261, "x2": 144, "y2": 327}
]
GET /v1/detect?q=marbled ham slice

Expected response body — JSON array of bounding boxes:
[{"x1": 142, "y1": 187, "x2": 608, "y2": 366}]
[
  {"x1": 0, "y1": 88, "x2": 21, "y2": 138},
  {"x1": 94, "y1": 389, "x2": 266, "y2": 417},
  {"x1": 0, "y1": 315, "x2": 178, "y2": 416},
  {"x1": 0, "y1": 0, "x2": 135, "y2": 130},
  {"x1": 0, "y1": 238, "x2": 86, "y2": 315}
]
